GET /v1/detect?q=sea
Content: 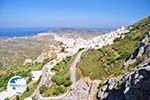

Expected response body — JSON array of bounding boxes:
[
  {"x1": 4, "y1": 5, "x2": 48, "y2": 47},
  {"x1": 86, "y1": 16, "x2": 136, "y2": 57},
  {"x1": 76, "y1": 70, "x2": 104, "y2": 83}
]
[{"x1": 0, "y1": 28, "x2": 50, "y2": 38}]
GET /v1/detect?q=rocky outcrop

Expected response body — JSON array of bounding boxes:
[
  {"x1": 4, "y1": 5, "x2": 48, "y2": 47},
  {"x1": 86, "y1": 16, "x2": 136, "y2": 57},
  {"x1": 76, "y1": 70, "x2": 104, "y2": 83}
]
[
  {"x1": 124, "y1": 32, "x2": 150, "y2": 67},
  {"x1": 33, "y1": 52, "x2": 49, "y2": 63},
  {"x1": 97, "y1": 63, "x2": 150, "y2": 100},
  {"x1": 33, "y1": 45, "x2": 58, "y2": 63},
  {"x1": 97, "y1": 32, "x2": 150, "y2": 100},
  {"x1": 63, "y1": 78, "x2": 100, "y2": 100},
  {"x1": 23, "y1": 58, "x2": 33, "y2": 65}
]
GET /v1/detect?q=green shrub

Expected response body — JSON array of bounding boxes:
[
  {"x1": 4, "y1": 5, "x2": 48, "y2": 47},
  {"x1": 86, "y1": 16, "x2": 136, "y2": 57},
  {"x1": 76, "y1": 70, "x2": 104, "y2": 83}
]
[
  {"x1": 114, "y1": 37, "x2": 121, "y2": 42},
  {"x1": 53, "y1": 86, "x2": 65, "y2": 95},
  {"x1": 4, "y1": 98, "x2": 10, "y2": 100},
  {"x1": 119, "y1": 51, "x2": 131, "y2": 60},
  {"x1": 78, "y1": 48, "x2": 84, "y2": 52},
  {"x1": 64, "y1": 80, "x2": 72, "y2": 87},
  {"x1": 16, "y1": 96, "x2": 19, "y2": 100},
  {"x1": 61, "y1": 47, "x2": 65, "y2": 52},
  {"x1": 42, "y1": 56, "x2": 72, "y2": 96}
]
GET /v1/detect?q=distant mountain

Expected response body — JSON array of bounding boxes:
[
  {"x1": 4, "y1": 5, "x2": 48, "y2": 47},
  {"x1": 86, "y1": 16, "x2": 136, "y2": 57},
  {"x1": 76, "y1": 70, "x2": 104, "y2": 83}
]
[{"x1": 51, "y1": 27, "x2": 115, "y2": 34}]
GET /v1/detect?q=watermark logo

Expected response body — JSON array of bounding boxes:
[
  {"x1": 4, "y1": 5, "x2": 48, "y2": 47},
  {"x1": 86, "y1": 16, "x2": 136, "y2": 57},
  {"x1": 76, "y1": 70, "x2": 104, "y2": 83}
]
[{"x1": 7, "y1": 76, "x2": 27, "y2": 95}]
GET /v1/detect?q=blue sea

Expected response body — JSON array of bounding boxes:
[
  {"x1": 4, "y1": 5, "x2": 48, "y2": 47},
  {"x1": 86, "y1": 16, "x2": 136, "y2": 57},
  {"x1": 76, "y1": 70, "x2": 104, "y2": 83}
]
[{"x1": 0, "y1": 28, "x2": 50, "y2": 38}]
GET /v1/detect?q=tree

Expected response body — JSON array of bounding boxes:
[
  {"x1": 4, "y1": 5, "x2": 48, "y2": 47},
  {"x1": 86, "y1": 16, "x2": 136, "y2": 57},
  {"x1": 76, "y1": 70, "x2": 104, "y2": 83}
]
[
  {"x1": 16, "y1": 96, "x2": 19, "y2": 100},
  {"x1": 53, "y1": 76, "x2": 64, "y2": 85},
  {"x1": 64, "y1": 80, "x2": 72, "y2": 87},
  {"x1": 114, "y1": 37, "x2": 121, "y2": 42},
  {"x1": 26, "y1": 86, "x2": 30, "y2": 91},
  {"x1": 61, "y1": 47, "x2": 65, "y2": 52}
]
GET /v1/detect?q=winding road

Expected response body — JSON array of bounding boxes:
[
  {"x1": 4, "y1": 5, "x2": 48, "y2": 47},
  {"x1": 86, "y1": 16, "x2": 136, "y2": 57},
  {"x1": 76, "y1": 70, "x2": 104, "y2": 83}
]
[
  {"x1": 32, "y1": 49, "x2": 86, "y2": 100},
  {"x1": 70, "y1": 49, "x2": 86, "y2": 83}
]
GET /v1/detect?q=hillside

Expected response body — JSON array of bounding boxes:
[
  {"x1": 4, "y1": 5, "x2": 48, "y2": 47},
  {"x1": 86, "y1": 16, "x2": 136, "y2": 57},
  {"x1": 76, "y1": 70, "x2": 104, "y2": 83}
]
[
  {"x1": 78, "y1": 16, "x2": 150, "y2": 80},
  {"x1": 97, "y1": 30, "x2": 150, "y2": 99},
  {"x1": 0, "y1": 16, "x2": 149, "y2": 99},
  {"x1": 0, "y1": 36, "x2": 54, "y2": 92}
]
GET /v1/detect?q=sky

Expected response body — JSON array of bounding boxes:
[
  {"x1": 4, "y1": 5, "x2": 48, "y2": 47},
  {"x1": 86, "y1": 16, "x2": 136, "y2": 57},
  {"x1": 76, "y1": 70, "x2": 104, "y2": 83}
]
[{"x1": 0, "y1": 0, "x2": 150, "y2": 28}]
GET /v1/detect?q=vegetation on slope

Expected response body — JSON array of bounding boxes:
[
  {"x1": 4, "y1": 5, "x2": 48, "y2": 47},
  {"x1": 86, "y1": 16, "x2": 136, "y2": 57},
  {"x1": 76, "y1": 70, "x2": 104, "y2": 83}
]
[
  {"x1": 40, "y1": 56, "x2": 72, "y2": 97},
  {"x1": 19, "y1": 76, "x2": 41, "y2": 100},
  {"x1": 0, "y1": 58, "x2": 50, "y2": 92},
  {"x1": 78, "y1": 16, "x2": 150, "y2": 80},
  {"x1": 0, "y1": 37, "x2": 54, "y2": 92}
]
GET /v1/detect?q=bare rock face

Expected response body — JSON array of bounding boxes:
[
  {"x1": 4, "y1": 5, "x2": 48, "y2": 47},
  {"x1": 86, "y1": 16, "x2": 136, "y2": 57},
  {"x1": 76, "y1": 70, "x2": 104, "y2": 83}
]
[
  {"x1": 63, "y1": 78, "x2": 100, "y2": 100},
  {"x1": 124, "y1": 32, "x2": 150, "y2": 67},
  {"x1": 33, "y1": 52, "x2": 49, "y2": 63},
  {"x1": 97, "y1": 63, "x2": 150, "y2": 100}
]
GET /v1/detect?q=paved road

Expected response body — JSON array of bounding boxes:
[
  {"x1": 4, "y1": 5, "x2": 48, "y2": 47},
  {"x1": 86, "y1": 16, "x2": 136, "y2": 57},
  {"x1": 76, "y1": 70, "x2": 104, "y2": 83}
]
[{"x1": 70, "y1": 49, "x2": 86, "y2": 83}]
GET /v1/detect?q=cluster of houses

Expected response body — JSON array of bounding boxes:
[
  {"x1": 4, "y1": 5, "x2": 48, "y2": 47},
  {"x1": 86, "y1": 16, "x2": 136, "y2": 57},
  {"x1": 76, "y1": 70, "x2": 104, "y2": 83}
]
[{"x1": 54, "y1": 27, "x2": 129, "y2": 53}]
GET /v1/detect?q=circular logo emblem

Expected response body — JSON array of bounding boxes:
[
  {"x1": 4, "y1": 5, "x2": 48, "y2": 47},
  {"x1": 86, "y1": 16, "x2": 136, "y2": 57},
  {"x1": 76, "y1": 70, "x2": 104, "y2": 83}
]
[{"x1": 7, "y1": 76, "x2": 27, "y2": 95}]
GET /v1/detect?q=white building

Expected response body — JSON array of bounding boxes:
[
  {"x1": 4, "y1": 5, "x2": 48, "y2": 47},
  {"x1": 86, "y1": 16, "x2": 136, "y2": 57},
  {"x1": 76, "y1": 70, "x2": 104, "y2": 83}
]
[
  {"x1": 0, "y1": 90, "x2": 15, "y2": 100},
  {"x1": 54, "y1": 26, "x2": 129, "y2": 52},
  {"x1": 31, "y1": 70, "x2": 42, "y2": 81}
]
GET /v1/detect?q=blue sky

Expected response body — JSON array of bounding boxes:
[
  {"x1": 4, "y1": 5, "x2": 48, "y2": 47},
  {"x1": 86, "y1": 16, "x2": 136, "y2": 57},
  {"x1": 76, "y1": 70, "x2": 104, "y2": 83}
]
[{"x1": 0, "y1": 0, "x2": 150, "y2": 28}]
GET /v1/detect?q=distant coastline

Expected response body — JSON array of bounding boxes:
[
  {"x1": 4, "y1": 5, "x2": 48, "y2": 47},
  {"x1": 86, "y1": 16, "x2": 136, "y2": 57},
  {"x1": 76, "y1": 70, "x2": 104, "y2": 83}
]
[
  {"x1": 0, "y1": 27, "x2": 116, "y2": 39},
  {"x1": 0, "y1": 28, "x2": 50, "y2": 38}
]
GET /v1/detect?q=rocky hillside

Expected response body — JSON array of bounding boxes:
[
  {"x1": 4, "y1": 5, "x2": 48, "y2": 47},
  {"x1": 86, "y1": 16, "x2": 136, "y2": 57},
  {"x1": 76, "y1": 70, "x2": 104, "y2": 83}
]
[
  {"x1": 97, "y1": 32, "x2": 150, "y2": 100},
  {"x1": 78, "y1": 16, "x2": 150, "y2": 80},
  {"x1": 97, "y1": 63, "x2": 150, "y2": 100},
  {"x1": 63, "y1": 77, "x2": 100, "y2": 100},
  {"x1": 77, "y1": 16, "x2": 150, "y2": 99}
]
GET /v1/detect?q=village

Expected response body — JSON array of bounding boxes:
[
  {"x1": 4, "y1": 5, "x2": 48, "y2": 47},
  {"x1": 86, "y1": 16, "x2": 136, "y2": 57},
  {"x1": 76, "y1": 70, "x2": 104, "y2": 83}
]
[{"x1": 0, "y1": 26, "x2": 129, "y2": 100}]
